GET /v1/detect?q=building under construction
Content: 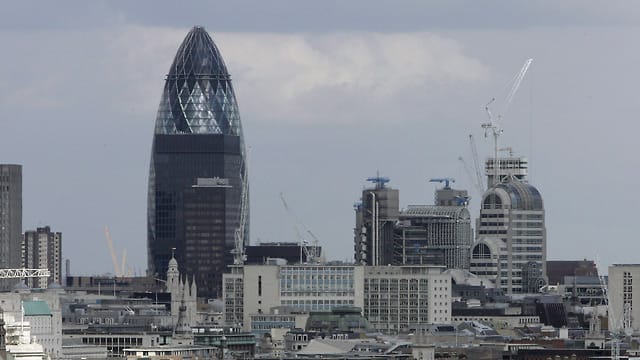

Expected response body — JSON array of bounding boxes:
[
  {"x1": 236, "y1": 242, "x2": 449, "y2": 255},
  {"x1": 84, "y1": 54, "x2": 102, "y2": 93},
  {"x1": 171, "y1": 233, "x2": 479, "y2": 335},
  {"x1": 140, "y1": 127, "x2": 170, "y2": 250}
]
[
  {"x1": 394, "y1": 205, "x2": 472, "y2": 269},
  {"x1": 354, "y1": 176, "x2": 399, "y2": 266},
  {"x1": 354, "y1": 176, "x2": 472, "y2": 270}
]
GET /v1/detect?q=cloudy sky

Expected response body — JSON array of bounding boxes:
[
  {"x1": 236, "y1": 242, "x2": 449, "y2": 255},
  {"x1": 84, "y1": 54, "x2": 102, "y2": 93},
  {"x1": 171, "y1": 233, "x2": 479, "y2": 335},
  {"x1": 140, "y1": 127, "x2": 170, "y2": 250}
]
[{"x1": 1, "y1": 1, "x2": 638, "y2": 275}]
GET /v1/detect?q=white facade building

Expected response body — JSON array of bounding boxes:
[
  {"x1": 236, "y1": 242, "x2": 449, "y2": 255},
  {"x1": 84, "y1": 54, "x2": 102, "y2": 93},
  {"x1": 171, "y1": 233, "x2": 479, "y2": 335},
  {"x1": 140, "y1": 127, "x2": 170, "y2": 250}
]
[
  {"x1": 363, "y1": 266, "x2": 451, "y2": 333},
  {"x1": 0, "y1": 288, "x2": 63, "y2": 358},
  {"x1": 608, "y1": 264, "x2": 640, "y2": 334},
  {"x1": 472, "y1": 177, "x2": 547, "y2": 294},
  {"x1": 224, "y1": 264, "x2": 451, "y2": 334},
  {"x1": 165, "y1": 255, "x2": 197, "y2": 328},
  {"x1": 224, "y1": 264, "x2": 364, "y2": 331}
]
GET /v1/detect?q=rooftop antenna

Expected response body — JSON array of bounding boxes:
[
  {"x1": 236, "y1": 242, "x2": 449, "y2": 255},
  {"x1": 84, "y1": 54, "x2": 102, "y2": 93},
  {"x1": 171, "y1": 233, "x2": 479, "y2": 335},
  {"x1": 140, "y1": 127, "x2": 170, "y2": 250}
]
[{"x1": 482, "y1": 58, "x2": 532, "y2": 187}]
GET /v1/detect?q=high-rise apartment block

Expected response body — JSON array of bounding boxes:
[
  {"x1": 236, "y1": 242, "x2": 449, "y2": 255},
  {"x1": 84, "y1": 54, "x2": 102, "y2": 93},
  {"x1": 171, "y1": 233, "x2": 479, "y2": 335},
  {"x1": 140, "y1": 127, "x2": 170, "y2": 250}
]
[
  {"x1": 147, "y1": 27, "x2": 249, "y2": 299},
  {"x1": 0, "y1": 165, "x2": 22, "y2": 277},
  {"x1": 22, "y1": 226, "x2": 62, "y2": 288}
]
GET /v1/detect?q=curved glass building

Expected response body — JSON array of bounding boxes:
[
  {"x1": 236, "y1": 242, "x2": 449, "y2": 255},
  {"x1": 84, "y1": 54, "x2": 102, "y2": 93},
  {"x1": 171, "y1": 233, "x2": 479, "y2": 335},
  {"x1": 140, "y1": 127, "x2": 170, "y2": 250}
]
[{"x1": 148, "y1": 26, "x2": 249, "y2": 299}]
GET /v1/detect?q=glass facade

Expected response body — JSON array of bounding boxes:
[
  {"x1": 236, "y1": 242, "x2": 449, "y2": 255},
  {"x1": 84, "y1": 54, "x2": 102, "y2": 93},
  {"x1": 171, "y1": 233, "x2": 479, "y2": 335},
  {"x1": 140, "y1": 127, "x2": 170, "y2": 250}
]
[
  {"x1": 279, "y1": 266, "x2": 356, "y2": 312},
  {"x1": 393, "y1": 206, "x2": 472, "y2": 269},
  {"x1": 148, "y1": 27, "x2": 249, "y2": 299}
]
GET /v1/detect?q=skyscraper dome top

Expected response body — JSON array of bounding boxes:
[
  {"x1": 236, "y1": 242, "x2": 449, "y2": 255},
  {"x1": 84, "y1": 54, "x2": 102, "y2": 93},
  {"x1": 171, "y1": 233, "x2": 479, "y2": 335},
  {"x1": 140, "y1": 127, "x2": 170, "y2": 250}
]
[
  {"x1": 154, "y1": 26, "x2": 243, "y2": 136},
  {"x1": 482, "y1": 178, "x2": 543, "y2": 210},
  {"x1": 170, "y1": 26, "x2": 230, "y2": 79}
]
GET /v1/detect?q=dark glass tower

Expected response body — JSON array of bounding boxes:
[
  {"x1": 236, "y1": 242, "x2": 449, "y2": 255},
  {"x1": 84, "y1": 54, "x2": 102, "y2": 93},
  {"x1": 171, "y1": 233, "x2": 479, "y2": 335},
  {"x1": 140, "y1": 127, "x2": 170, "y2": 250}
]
[{"x1": 148, "y1": 26, "x2": 249, "y2": 299}]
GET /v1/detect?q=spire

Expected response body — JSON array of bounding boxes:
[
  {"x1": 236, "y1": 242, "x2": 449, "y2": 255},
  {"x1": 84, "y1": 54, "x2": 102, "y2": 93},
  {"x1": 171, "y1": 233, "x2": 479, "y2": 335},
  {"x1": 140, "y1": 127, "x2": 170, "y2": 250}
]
[
  {"x1": 172, "y1": 299, "x2": 193, "y2": 345},
  {"x1": 167, "y1": 248, "x2": 179, "y2": 291}
]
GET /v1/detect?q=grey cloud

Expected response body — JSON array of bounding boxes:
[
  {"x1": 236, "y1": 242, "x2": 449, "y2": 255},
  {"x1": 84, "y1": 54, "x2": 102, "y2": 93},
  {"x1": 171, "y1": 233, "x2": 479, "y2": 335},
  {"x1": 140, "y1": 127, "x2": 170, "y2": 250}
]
[
  {"x1": 3, "y1": 1, "x2": 640, "y2": 32},
  {"x1": 1, "y1": 9, "x2": 639, "y2": 274}
]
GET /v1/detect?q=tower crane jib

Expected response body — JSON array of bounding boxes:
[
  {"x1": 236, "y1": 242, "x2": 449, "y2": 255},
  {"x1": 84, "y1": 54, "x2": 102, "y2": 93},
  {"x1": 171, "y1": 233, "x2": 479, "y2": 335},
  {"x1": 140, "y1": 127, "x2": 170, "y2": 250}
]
[{"x1": 482, "y1": 58, "x2": 533, "y2": 187}]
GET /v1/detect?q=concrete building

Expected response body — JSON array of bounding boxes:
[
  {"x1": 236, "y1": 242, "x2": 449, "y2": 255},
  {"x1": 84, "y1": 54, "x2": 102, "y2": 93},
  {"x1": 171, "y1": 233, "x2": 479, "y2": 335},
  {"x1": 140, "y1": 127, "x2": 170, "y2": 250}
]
[
  {"x1": 224, "y1": 264, "x2": 451, "y2": 334},
  {"x1": 2, "y1": 310, "x2": 48, "y2": 360},
  {"x1": 485, "y1": 156, "x2": 528, "y2": 188},
  {"x1": 394, "y1": 206, "x2": 472, "y2": 269},
  {"x1": 22, "y1": 226, "x2": 62, "y2": 288},
  {"x1": 546, "y1": 260, "x2": 602, "y2": 305},
  {"x1": 0, "y1": 165, "x2": 22, "y2": 289},
  {"x1": 224, "y1": 264, "x2": 365, "y2": 331},
  {"x1": 354, "y1": 177, "x2": 472, "y2": 270},
  {"x1": 0, "y1": 287, "x2": 64, "y2": 358},
  {"x1": 354, "y1": 176, "x2": 399, "y2": 266},
  {"x1": 472, "y1": 176, "x2": 547, "y2": 294},
  {"x1": 469, "y1": 237, "x2": 504, "y2": 281},
  {"x1": 608, "y1": 264, "x2": 640, "y2": 335},
  {"x1": 147, "y1": 26, "x2": 249, "y2": 299},
  {"x1": 245, "y1": 242, "x2": 322, "y2": 265},
  {"x1": 363, "y1": 266, "x2": 451, "y2": 333}
]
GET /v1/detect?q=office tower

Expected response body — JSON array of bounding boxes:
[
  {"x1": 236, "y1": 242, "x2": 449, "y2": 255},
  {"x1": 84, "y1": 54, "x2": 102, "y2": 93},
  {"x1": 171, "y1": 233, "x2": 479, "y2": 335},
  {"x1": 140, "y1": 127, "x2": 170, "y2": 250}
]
[
  {"x1": 0, "y1": 165, "x2": 22, "y2": 279},
  {"x1": 354, "y1": 176, "x2": 399, "y2": 265},
  {"x1": 471, "y1": 177, "x2": 547, "y2": 294},
  {"x1": 148, "y1": 26, "x2": 249, "y2": 299},
  {"x1": 394, "y1": 205, "x2": 472, "y2": 269},
  {"x1": 607, "y1": 264, "x2": 639, "y2": 335},
  {"x1": 22, "y1": 226, "x2": 62, "y2": 288}
]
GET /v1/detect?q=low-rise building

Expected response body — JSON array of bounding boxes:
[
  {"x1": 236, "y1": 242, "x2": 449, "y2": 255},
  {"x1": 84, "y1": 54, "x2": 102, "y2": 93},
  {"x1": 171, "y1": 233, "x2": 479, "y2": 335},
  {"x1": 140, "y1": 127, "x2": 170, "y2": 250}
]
[
  {"x1": 0, "y1": 286, "x2": 63, "y2": 358},
  {"x1": 224, "y1": 264, "x2": 451, "y2": 334},
  {"x1": 224, "y1": 264, "x2": 365, "y2": 331}
]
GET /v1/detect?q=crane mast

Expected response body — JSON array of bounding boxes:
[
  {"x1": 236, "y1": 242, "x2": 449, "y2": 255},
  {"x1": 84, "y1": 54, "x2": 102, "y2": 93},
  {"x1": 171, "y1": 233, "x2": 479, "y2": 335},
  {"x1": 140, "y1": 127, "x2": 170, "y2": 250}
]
[
  {"x1": 482, "y1": 58, "x2": 532, "y2": 187},
  {"x1": 280, "y1": 192, "x2": 319, "y2": 264},
  {"x1": 233, "y1": 168, "x2": 249, "y2": 265}
]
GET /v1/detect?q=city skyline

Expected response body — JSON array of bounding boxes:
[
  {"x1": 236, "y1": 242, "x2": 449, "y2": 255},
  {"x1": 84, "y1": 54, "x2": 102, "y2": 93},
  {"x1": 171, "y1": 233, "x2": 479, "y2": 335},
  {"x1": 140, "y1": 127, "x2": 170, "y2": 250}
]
[{"x1": 0, "y1": 1, "x2": 638, "y2": 274}]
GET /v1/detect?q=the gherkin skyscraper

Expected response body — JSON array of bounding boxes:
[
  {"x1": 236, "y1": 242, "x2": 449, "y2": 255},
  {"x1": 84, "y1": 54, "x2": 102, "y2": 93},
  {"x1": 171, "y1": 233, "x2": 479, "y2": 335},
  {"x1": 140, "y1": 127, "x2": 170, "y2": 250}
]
[{"x1": 148, "y1": 26, "x2": 249, "y2": 299}]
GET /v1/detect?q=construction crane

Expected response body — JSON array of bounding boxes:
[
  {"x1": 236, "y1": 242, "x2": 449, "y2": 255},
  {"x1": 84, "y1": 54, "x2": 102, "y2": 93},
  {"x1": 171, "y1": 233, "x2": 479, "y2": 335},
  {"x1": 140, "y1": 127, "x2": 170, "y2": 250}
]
[
  {"x1": 104, "y1": 227, "x2": 133, "y2": 277},
  {"x1": 366, "y1": 175, "x2": 390, "y2": 189},
  {"x1": 0, "y1": 269, "x2": 50, "y2": 279},
  {"x1": 595, "y1": 259, "x2": 632, "y2": 360},
  {"x1": 279, "y1": 192, "x2": 319, "y2": 264},
  {"x1": 232, "y1": 167, "x2": 249, "y2": 265},
  {"x1": 482, "y1": 58, "x2": 533, "y2": 187},
  {"x1": 104, "y1": 226, "x2": 122, "y2": 277},
  {"x1": 498, "y1": 147, "x2": 514, "y2": 157},
  {"x1": 429, "y1": 178, "x2": 455, "y2": 189},
  {"x1": 468, "y1": 134, "x2": 485, "y2": 190},
  {"x1": 458, "y1": 157, "x2": 484, "y2": 196}
]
